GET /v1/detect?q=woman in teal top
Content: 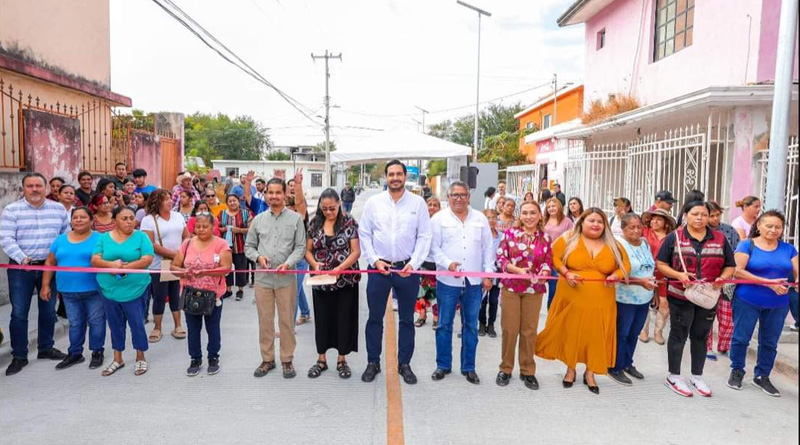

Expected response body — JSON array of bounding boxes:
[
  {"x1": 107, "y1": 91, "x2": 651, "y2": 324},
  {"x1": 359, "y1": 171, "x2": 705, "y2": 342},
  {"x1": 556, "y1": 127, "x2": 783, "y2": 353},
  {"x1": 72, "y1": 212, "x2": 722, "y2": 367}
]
[
  {"x1": 91, "y1": 206, "x2": 154, "y2": 377},
  {"x1": 609, "y1": 213, "x2": 656, "y2": 386}
]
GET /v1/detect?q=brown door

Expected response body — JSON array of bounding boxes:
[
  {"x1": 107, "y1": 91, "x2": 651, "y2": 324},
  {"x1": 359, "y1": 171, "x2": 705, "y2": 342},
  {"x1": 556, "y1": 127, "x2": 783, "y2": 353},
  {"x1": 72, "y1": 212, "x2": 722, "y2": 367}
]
[{"x1": 160, "y1": 136, "x2": 180, "y2": 189}]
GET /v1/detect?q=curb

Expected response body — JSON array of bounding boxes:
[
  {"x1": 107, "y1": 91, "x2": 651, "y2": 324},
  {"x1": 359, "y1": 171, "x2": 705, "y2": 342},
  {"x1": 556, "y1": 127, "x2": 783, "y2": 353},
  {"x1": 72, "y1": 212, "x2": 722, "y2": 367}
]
[{"x1": 0, "y1": 318, "x2": 70, "y2": 363}]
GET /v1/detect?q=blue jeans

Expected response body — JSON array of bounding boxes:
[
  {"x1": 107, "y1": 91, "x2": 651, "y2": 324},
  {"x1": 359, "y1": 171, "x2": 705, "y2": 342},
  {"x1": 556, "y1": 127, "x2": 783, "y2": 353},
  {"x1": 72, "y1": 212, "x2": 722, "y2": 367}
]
[
  {"x1": 186, "y1": 301, "x2": 223, "y2": 360},
  {"x1": 61, "y1": 290, "x2": 106, "y2": 355},
  {"x1": 547, "y1": 268, "x2": 558, "y2": 308},
  {"x1": 6, "y1": 268, "x2": 58, "y2": 359},
  {"x1": 610, "y1": 302, "x2": 650, "y2": 372},
  {"x1": 789, "y1": 287, "x2": 799, "y2": 327},
  {"x1": 730, "y1": 297, "x2": 789, "y2": 377},
  {"x1": 478, "y1": 284, "x2": 499, "y2": 326},
  {"x1": 365, "y1": 268, "x2": 420, "y2": 365},
  {"x1": 103, "y1": 291, "x2": 149, "y2": 352},
  {"x1": 436, "y1": 281, "x2": 482, "y2": 372},
  {"x1": 295, "y1": 258, "x2": 310, "y2": 318},
  {"x1": 343, "y1": 201, "x2": 354, "y2": 213}
]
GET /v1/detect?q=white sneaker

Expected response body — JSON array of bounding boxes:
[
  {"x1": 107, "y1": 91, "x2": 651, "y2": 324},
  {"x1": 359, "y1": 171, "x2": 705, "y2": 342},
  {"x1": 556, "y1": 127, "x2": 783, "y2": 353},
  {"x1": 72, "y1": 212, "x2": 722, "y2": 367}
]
[
  {"x1": 665, "y1": 375, "x2": 694, "y2": 397},
  {"x1": 689, "y1": 375, "x2": 713, "y2": 397}
]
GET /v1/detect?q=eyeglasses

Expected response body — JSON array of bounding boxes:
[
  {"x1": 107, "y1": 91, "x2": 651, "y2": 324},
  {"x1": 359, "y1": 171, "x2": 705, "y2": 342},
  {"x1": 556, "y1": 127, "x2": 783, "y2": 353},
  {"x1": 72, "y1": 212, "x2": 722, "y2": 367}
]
[
  {"x1": 449, "y1": 193, "x2": 468, "y2": 200},
  {"x1": 320, "y1": 207, "x2": 338, "y2": 212},
  {"x1": 205, "y1": 195, "x2": 215, "y2": 198}
]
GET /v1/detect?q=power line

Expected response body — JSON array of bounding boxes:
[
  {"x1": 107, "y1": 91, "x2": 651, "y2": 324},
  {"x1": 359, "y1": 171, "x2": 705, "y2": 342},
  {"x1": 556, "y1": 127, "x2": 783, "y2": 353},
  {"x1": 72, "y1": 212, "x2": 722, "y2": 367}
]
[{"x1": 151, "y1": 0, "x2": 323, "y2": 126}]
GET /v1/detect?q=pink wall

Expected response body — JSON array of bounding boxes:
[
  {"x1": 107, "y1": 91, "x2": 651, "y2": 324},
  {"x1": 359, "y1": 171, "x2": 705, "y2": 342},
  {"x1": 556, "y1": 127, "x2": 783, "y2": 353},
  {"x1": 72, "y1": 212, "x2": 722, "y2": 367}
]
[
  {"x1": 757, "y1": 0, "x2": 800, "y2": 82},
  {"x1": 22, "y1": 109, "x2": 82, "y2": 185},
  {"x1": 583, "y1": 0, "x2": 795, "y2": 107},
  {"x1": 130, "y1": 131, "x2": 162, "y2": 187}
]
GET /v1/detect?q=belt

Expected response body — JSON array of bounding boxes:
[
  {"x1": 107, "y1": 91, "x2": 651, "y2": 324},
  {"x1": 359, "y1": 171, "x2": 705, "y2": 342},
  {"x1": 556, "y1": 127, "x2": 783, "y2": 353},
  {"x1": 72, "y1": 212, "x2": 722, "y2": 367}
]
[
  {"x1": 379, "y1": 258, "x2": 411, "y2": 269},
  {"x1": 10, "y1": 259, "x2": 45, "y2": 266}
]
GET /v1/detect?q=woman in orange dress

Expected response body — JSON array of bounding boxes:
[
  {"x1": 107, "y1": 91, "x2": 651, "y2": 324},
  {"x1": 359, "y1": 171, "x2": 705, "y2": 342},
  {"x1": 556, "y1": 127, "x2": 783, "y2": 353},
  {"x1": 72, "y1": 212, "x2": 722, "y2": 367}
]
[{"x1": 535, "y1": 208, "x2": 630, "y2": 394}]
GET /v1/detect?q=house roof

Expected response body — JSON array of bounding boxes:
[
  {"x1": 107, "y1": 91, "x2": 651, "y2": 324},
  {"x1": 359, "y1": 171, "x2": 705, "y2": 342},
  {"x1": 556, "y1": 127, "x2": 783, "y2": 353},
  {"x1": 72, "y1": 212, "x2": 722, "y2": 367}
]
[
  {"x1": 553, "y1": 85, "x2": 799, "y2": 139},
  {"x1": 557, "y1": 0, "x2": 616, "y2": 27},
  {"x1": 514, "y1": 83, "x2": 583, "y2": 119},
  {"x1": 523, "y1": 119, "x2": 583, "y2": 144}
]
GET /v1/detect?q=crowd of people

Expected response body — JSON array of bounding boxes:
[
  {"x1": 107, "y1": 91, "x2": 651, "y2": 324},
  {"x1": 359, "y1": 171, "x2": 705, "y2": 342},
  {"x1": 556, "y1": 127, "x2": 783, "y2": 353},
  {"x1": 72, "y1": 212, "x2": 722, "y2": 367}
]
[{"x1": 1, "y1": 160, "x2": 798, "y2": 401}]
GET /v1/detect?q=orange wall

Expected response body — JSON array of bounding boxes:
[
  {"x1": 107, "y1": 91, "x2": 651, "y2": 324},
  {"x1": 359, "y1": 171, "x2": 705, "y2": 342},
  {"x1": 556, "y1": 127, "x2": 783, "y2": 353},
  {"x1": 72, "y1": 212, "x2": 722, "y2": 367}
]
[{"x1": 518, "y1": 85, "x2": 584, "y2": 160}]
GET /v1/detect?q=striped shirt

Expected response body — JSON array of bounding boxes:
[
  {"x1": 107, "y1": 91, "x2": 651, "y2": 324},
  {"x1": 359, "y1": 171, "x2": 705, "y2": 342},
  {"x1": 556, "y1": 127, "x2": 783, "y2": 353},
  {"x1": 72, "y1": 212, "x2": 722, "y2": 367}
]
[{"x1": 1, "y1": 198, "x2": 69, "y2": 263}]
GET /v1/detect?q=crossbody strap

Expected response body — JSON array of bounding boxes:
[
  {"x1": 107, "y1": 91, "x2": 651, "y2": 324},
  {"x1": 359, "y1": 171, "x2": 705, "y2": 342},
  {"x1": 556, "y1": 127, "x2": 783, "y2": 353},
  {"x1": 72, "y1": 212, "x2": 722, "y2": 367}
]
[
  {"x1": 153, "y1": 215, "x2": 164, "y2": 247},
  {"x1": 675, "y1": 236, "x2": 689, "y2": 274}
]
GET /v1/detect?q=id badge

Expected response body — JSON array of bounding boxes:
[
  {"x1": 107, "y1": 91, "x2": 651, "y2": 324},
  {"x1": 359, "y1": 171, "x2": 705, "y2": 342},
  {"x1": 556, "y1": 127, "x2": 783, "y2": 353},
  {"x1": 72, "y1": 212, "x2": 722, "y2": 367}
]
[{"x1": 213, "y1": 254, "x2": 220, "y2": 264}]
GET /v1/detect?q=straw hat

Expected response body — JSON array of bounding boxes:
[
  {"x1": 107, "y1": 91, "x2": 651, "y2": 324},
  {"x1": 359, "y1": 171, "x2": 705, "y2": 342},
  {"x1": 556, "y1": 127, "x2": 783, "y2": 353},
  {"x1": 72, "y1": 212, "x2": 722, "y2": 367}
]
[
  {"x1": 176, "y1": 172, "x2": 192, "y2": 184},
  {"x1": 642, "y1": 208, "x2": 676, "y2": 231}
]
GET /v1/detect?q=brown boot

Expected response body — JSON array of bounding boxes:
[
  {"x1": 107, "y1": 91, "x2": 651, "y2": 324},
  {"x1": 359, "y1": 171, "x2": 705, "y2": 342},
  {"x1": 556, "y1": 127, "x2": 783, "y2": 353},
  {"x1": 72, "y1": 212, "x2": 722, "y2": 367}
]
[{"x1": 654, "y1": 330, "x2": 665, "y2": 345}]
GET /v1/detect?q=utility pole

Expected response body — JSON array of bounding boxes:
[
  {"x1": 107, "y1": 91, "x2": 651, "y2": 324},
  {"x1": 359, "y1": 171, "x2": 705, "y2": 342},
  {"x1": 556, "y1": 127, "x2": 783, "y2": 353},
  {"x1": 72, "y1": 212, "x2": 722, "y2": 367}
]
[
  {"x1": 415, "y1": 106, "x2": 429, "y2": 134},
  {"x1": 311, "y1": 50, "x2": 342, "y2": 187},
  {"x1": 764, "y1": 0, "x2": 798, "y2": 211},
  {"x1": 552, "y1": 73, "x2": 558, "y2": 126},
  {"x1": 457, "y1": 1, "x2": 491, "y2": 162}
]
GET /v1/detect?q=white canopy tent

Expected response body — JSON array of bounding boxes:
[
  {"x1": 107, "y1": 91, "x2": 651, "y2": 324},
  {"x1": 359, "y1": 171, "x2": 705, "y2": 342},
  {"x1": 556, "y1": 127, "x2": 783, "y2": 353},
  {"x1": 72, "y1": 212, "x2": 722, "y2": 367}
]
[{"x1": 329, "y1": 130, "x2": 471, "y2": 164}]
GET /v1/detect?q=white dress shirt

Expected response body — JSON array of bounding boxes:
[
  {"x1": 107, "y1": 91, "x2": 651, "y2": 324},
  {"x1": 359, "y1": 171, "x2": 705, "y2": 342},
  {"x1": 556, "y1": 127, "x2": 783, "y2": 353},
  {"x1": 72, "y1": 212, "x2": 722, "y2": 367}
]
[
  {"x1": 430, "y1": 207, "x2": 495, "y2": 287},
  {"x1": 358, "y1": 190, "x2": 432, "y2": 270}
]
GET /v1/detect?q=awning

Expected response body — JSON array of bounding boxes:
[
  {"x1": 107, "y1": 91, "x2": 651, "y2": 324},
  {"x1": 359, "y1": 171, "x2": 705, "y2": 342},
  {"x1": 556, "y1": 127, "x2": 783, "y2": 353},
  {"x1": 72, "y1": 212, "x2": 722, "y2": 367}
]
[{"x1": 330, "y1": 130, "x2": 472, "y2": 164}]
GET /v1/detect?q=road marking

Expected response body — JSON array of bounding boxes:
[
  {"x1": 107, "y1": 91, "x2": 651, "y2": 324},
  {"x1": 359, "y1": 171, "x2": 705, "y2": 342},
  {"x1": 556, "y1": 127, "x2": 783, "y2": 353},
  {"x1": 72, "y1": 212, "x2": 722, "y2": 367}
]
[{"x1": 385, "y1": 293, "x2": 405, "y2": 445}]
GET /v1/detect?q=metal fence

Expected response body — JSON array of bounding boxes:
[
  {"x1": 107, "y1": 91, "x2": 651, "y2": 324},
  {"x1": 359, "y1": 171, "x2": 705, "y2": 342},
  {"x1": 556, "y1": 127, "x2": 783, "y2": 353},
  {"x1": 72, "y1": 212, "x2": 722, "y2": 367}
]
[{"x1": 757, "y1": 137, "x2": 799, "y2": 245}]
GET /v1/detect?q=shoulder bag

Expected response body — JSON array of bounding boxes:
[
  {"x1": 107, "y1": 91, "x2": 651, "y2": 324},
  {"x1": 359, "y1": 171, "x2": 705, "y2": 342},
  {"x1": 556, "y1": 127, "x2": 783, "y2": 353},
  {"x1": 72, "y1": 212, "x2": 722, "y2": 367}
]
[
  {"x1": 180, "y1": 239, "x2": 217, "y2": 316},
  {"x1": 675, "y1": 237, "x2": 720, "y2": 309},
  {"x1": 154, "y1": 215, "x2": 181, "y2": 282}
]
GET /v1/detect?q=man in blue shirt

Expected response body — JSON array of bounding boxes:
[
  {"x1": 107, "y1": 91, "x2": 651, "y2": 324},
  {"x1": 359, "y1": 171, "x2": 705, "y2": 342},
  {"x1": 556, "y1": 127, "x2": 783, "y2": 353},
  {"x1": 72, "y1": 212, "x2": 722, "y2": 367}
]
[
  {"x1": 230, "y1": 174, "x2": 257, "y2": 199},
  {"x1": 133, "y1": 168, "x2": 157, "y2": 194},
  {"x1": 0, "y1": 173, "x2": 70, "y2": 375}
]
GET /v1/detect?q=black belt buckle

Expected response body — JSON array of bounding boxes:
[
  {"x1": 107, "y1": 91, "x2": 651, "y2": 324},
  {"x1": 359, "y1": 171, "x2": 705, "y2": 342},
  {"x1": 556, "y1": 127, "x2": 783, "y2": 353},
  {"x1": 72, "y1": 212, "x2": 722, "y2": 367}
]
[
  {"x1": 380, "y1": 258, "x2": 410, "y2": 269},
  {"x1": 29, "y1": 260, "x2": 46, "y2": 266}
]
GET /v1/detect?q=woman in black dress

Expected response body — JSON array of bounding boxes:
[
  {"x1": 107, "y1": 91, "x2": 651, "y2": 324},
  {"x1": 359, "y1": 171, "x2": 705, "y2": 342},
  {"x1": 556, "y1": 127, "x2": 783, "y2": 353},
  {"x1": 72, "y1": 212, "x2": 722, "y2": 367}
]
[{"x1": 305, "y1": 188, "x2": 361, "y2": 379}]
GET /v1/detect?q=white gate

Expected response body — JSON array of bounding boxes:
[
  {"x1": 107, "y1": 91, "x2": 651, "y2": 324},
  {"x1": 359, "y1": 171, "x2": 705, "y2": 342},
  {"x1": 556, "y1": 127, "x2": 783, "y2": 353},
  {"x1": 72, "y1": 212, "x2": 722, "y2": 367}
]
[
  {"x1": 565, "y1": 143, "x2": 628, "y2": 215},
  {"x1": 757, "y1": 136, "x2": 799, "y2": 245}
]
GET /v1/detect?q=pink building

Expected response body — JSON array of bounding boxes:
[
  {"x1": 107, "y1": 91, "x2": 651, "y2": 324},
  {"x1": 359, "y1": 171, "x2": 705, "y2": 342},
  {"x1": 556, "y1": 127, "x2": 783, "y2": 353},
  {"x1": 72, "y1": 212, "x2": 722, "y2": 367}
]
[{"x1": 550, "y1": 0, "x2": 799, "y2": 243}]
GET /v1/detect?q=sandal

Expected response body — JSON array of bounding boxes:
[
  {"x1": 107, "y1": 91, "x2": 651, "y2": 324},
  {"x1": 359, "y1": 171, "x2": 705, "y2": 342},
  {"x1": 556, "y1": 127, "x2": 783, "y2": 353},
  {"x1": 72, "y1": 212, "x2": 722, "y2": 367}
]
[
  {"x1": 414, "y1": 317, "x2": 426, "y2": 327},
  {"x1": 148, "y1": 329, "x2": 162, "y2": 343},
  {"x1": 101, "y1": 361, "x2": 124, "y2": 377},
  {"x1": 282, "y1": 361, "x2": 296, "y2": 379},
  {"x1": 307, "y1": 360, "x2": 328, "y2": 378},
  {"x1": 134, "y1": 360, "x2": 148, "y2": 376},
  {"x1": 337, "y1": 360, "x2": 351, "y2": 379},
  {"x1": 172, "y1": 327, "x2": 187, "y2": 339}
]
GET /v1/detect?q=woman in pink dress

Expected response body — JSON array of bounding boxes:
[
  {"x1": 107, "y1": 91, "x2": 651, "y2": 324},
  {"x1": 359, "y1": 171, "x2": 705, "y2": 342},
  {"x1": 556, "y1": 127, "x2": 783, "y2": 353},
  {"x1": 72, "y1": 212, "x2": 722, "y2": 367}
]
[{"x1": 543, "y1": 197, "x2": 574, "y2": 308}]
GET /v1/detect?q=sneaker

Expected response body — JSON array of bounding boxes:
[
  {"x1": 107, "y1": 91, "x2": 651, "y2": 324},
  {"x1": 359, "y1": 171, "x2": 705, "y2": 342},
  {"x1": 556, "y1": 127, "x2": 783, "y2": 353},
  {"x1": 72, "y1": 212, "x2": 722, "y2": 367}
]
[
  {"x1": 207, "y1": 357, "x2": 220, "y2": 375},
  {"x1": 727, "y1": 369, "x2": 745, "y2": 390},
  {"x1": 186, "y1": 358, "x2": 202, "y2": 377},
  {"x1": 5, "y1": 357, "x2": 29, "y2": 376},
  {"x1": 486, "y1": 325, "x2": 497, "y2": 338},
  {"x1": 752, "y1": 376, "x2": 781, "y2": 397},
  {"x1": 37, "y1": 348, "x2": 67, "y2": 360},
  {"x1": 608, "y1": 370, "x2": 633, "y2": 386},
  {"x1": 478, "y1": 323, "x2": 486, "y2": 337},
  {"x1": 89, "y1": 351, "x2": 105, "y2": 369},
  {"x1": 689, "y1": 375, "x2": 713, "y2": 397},
  {"x1": 235, "y1": 290, "x2": 244, "y2": 301},
  {"x1": 790, "y1": 325, "x2": 800, "y2": 332},
  {"x1": 706, "y1": 352, "x2": 717, "y2": 361},
  {"x1": 361, "y1": 362, "x2": 381, "y2": 382},
  {"x1": 624, "y1": 366, "x2": 644, "y2": 380},
  {"x1": 665, "y1": 375, "x2": 693, "y2": 397},
  {"x1": 55, "y1": 354, "x2": 85, "y2": 370}
]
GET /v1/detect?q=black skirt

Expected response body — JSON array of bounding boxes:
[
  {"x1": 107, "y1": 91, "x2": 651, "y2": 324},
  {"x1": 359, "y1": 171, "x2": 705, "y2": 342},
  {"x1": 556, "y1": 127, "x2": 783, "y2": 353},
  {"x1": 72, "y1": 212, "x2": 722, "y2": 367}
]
[{"x1": 312, "y1": 284, "x2": 359, "y2": 355}]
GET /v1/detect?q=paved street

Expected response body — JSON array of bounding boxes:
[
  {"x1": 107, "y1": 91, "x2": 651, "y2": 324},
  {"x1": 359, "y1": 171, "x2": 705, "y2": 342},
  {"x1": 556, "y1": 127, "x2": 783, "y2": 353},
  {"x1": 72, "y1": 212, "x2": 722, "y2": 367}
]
[{"x1": 1, "y1": 190, "x2": 798, "y2": 445}]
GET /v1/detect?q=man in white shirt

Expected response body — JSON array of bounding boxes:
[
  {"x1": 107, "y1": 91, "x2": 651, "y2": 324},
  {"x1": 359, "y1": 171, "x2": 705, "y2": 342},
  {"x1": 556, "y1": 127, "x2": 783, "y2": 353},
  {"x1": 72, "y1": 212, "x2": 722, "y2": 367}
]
[
  {"x1": 429, "y1": 181, "x2": 494, "y2": 384},
  {"x1": 488, "y1": 180, "x2": 516, "y2": 210},
  {"x1": 359, "y1": 160, "x2": 432, "y2": 385}
]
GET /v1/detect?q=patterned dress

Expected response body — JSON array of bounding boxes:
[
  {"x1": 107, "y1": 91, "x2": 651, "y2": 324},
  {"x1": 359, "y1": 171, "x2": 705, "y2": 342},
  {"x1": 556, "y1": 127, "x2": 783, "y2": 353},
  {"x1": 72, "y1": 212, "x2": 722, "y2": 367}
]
[{"x1": 496, "y1": 227, "x2": 553, "y2": 294}]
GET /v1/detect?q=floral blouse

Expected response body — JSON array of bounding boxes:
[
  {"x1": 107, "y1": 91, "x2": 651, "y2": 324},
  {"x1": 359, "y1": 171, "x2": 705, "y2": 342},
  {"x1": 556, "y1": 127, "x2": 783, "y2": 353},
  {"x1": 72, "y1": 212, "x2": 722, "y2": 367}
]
[
  {"x1": 308, "y1": 214, "x2": 361, "y2": 291},
  {"x1": 497, "y1": 227, "x2": 553, "y2": 294}
]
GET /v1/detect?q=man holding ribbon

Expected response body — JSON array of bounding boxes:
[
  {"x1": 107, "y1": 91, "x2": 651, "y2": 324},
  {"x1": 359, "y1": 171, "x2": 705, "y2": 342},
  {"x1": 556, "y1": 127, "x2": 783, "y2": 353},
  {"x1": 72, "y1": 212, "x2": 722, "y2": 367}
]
[
  {"x1": 359, "y1": 160, "x2": 432, "y2": 385},
  {"x1": 1, "y1": 173, "x2": 70, "y2": 375},
  {"x1": 429, "y1": 181, "x2": 495, "y2": 384}
]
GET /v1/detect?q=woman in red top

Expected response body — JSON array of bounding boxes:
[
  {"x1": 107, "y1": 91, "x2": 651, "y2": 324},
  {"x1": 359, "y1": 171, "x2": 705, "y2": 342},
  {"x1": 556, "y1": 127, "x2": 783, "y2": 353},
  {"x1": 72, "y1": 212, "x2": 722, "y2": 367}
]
[
  {"x1": 187, "y1": 201, "x2": 221, "y2": 237},
  {"x1": 639, "y1": 208, "x2": 676, "y2": 345},
  {"x1": 90, "y1": 194, "x2": 116, "y2": 233},
  {"x1": 171, "y1": 213, "x2": 232, "y2": 376},
  {"x1": 218, "y1": 194, "x2": 252, "y2": 301}
]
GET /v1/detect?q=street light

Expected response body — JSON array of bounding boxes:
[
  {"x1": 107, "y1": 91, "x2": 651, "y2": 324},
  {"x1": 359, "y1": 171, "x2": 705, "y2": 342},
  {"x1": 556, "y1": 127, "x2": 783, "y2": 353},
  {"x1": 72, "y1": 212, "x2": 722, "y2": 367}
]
[{"x1": 456, "y1": 0, "x2": 491, "y2": 162}]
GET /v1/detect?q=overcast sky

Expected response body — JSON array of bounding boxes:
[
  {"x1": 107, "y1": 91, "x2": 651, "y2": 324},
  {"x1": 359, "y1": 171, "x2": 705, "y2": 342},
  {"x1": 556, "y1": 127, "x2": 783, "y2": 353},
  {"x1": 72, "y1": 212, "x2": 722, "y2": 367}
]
[{"x1": 110, "y1": 0, "x2": 584, "y2": 146}]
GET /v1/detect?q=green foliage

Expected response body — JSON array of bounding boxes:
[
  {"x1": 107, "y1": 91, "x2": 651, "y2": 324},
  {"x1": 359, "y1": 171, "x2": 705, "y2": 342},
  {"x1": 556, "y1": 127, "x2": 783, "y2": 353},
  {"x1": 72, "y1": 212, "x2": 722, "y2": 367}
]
[
  {"x1": 185, "y1": 113, "x2": 271, "y2": 164},
  {"x1": 313, "y1": 141, "x2": 337, "y2": 152},
  {"x1": 266, "y1": 151, "x2": 290, "y2": 161},
  {"x1": 426, "y1": 103, "x2": 527, "y2": 171}
]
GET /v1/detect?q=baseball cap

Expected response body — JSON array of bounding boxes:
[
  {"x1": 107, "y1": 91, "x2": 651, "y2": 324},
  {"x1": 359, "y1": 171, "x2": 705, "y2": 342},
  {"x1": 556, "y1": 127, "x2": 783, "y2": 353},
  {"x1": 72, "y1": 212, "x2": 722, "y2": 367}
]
[{"x1": 655, "y1": 190, "x2": 677, "y2": 203}]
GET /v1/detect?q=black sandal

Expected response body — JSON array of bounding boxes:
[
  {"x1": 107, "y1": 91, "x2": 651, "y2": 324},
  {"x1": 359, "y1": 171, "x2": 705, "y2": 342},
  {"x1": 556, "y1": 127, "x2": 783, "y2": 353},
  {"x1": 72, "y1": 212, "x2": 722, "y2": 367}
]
[
  {"x1": 337, "y1": 360, "x2": 351, "y2": 379},
  {"x1": 414, "y1": 317, "x2": 426, "y2": 327},
  {"x1": 307, "y1": 360, "x2": 328, "y2": 378}
]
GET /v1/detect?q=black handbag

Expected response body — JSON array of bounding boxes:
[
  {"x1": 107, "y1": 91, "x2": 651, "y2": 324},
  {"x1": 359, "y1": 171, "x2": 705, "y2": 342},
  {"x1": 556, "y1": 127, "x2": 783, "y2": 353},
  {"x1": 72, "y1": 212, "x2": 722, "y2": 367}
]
[{"x1": 179, "y1": 240, "x2": 217, "y2": 316}]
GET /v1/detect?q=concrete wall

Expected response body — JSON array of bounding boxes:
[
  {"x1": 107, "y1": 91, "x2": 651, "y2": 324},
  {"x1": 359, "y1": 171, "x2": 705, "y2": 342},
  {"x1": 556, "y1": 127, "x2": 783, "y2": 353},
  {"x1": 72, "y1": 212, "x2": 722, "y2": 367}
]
[
  {"x1": 22, "y1": 109, "x2": 82, "y2": 184},
  {"x1": 0, "y1": 0, "x2": 111, "y2": 86},
  {"x1": 212, "y1": 160, "x2": 327, "y2": 198},
  {"x1": 130, "y1": 130, "x2": 160, "y2": 187},
  {"x1": 583, "y1": 0, "x2": 799, "y2": 106}
]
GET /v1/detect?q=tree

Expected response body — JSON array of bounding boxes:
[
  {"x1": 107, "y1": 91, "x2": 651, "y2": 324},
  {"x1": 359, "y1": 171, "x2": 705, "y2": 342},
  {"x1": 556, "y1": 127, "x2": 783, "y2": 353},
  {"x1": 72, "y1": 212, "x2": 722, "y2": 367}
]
[
  {"x1": 312, "y1": 141, "x2": 337, "y2": 152},
  {"x1": 185, "y1": 113, "x2": 271, "y2": 164},
  {"x1": 266, "y1": 151, "x2": 290, "y2": 161}
]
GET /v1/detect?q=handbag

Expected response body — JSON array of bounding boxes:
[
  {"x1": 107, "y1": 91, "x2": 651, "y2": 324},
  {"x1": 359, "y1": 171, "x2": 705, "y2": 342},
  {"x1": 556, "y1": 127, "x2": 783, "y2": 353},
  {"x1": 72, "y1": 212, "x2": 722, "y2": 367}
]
[
  {"x1": 179, "y1": 240, "x2": 217, "y2": 316},
  {"x1": 154, "y1": 215, "x2": 180, "y2": 282},
  {"x1": 675, "y1": 238, "x2": 720, "y2": 309}
]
